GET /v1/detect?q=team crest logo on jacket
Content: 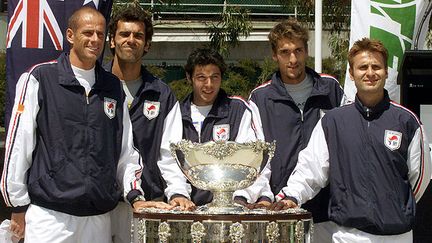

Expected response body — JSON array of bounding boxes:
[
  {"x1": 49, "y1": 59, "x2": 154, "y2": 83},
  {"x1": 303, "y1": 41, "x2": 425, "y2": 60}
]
[
  {"x1": 104, "y1": 97, "x2": 117, "y2": 119},
  {"x1": 213, "y1": 124, "x2": 230, "y2": 141},
  {"x1": 143, "y1": 101, "x2": 160, "y2": 120},
  {"x1": 384, "y1": 130, "x2": 402, "y2": 151}
]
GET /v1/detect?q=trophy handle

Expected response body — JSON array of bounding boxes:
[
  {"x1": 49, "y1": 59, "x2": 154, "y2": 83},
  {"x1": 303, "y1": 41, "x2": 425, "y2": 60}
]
[
  {"x1": 169, "y1": 142, "x2": 189, "y2": 174},
  {"x1": 258, "y1": 140, "x2": 276, "y2": 173}
]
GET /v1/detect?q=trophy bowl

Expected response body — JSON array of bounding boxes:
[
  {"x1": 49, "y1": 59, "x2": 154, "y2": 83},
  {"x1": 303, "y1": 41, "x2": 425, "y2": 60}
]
[{"x1": 170, "y1": 140, "x2": 275, "y2": 213}]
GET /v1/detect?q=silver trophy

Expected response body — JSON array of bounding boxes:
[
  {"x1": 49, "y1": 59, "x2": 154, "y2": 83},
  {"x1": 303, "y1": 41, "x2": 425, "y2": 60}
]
[{"x1": 170, "y1": 140, "x2": 275, "y2": 213}]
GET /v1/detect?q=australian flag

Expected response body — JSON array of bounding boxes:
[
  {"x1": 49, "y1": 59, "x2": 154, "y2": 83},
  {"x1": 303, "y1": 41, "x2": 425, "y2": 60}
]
[{"x1": 5, "y1": 0, "x2": 113, "y2": 128}]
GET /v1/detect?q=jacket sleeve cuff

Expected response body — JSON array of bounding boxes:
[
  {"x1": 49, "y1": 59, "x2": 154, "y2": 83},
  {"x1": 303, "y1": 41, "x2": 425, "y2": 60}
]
[
  {"x1": 169, "y1": 193, "x2": 188, "y2": 201},
  {"x1": 127, "y1": 189, "x2": 143, "y2": 205},
  {"x1": 233, "y1": 196, "x2": 248, "y2": 205},
  {"x1": 11, "y1": 205, "x2": 30, "y2": 213},
  {"x1": 232, "y1": 189, "x2": 253, "y2": 203},
  {"x1": 257, "y1": 196, "x2": 272, "y2": 203},
  {"x1": 275, "y1": 190, "x2": 298, "y2": 204}
]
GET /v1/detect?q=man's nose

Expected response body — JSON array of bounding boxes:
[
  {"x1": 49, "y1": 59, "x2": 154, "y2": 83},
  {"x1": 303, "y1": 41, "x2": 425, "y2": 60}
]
[
  {"x1": 366, "y1": 66, "x2": 374, "y2": 76},
  {"x1": 91, "y1": 32, "x2": 99, "y2": 41},
  {"x1": 204, "y1": 77, "x2": 213, "y2": 86},
  {"x1": 289, "y1": 53, "x2": 297, "y2": 64},
  {"x1": 126, "y1": 33, "x2": 136, "y2": 43}
]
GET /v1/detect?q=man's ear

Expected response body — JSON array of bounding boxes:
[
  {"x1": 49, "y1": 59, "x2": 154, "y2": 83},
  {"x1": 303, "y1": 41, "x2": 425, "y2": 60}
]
[
  {"x1": 66, "y1": 28, "x2": 74, "y2": 46},
  {"x1": 186, "y1": 73, "x2": 192, "y2": 84},
  {"x1": 110, "y1": 35, "x2": 115, "y2": 49},
  {"x1": 144, "y1": 41, "x2": 151, "y2": 53},
  {"x1": 271, "y1": 51, "x2": 278, "y2": 62}
]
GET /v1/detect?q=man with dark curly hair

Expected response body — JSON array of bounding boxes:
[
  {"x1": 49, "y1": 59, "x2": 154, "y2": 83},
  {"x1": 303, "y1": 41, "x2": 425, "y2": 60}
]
[{"x1": 180, "y1": 47, "x2": 268, "y2": 206}]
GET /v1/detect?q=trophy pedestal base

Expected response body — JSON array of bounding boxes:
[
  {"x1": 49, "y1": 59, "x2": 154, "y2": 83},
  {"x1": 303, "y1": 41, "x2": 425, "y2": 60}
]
[
  {"x1": 133, "y1": 207, "x2": 313, "y2": 242},
  {"x1": 198, "y1": 190, "x2": 247, "y2": 214}
]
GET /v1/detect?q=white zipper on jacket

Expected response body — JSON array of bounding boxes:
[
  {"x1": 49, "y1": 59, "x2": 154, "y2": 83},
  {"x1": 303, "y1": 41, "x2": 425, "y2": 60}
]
[
  {"x1": 366, "y1": 108, "x2": 370, "y2": 127},
  {"x1": 300, "y1": 109, "x2": 304, "y2": 122},
  {"x1": 85, "y1": 92, "x2": 89, "y2": 104}
]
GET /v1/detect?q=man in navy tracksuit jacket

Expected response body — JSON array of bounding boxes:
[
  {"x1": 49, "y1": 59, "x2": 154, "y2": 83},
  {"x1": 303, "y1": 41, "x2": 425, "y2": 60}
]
[
  {"x1": 274, "y1": 38, "x2": 431, "y2": 242},
  {"x1": 237, "y1": 19, "x2": 345, "y2": 241},
  {"x1": 107, "y1": 6, "x2": 190, "y2": 242},
  {"x1": 106, "y1": 5, "x2": 191, "y2": 205},
  {"x1": 180, "y1": 48, "x2": 269, "y2": 206},
  {"x1": 0, "y1": 7, "x2": 146, "y2": 242}
]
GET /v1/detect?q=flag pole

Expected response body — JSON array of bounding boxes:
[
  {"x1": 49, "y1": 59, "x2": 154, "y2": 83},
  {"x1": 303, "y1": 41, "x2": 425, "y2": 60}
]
[{"x1": 315, "y1": 0, "x2": 323, "y2": 72}]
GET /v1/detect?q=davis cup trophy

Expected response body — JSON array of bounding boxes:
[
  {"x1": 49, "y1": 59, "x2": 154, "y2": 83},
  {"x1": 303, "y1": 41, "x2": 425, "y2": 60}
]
[
  {"x1": 133, "y1": 140, "x2": 313, "y2": 242},
  {"x1": 170, "y1": 139, "x2": 275, "y2": 213}
]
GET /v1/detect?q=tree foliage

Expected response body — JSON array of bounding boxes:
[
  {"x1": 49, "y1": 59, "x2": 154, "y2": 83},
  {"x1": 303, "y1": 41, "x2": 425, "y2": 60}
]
[
  {"x1": 166, "y1": 56, "x2": 342, "y2": 101},
  {"x1": 327, "y1": 31, "x2": 350, "y2": 85},
  {"x1": 258, "y1": 58, "x2": 278, "y2": 84},
  {"x1": 111, "y1": 0, "x2": 353, "y2": 98},
  {"x1": 168, "y1": 78, "x2": 192, "y2": 102},
  {"x1": 207, "y1": 7, "x2": 253, "y2": 56}
]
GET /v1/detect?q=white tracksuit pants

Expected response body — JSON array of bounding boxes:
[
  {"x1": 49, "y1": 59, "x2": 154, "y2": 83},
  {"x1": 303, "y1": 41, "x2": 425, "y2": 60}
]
[
  {"x1": 25, "y1": 204, "x2": 111, "y2": 243},
  {"x1": 110, "y1": 201, "x2": 132, "y2": 243},
  {"x1": 331, "y1": 223, "x2": 412, "y2": 243}
]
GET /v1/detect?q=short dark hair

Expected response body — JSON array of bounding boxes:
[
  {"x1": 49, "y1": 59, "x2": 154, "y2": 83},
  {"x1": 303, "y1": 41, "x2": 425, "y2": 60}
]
[
  {"x1": 184, "y1": 48, "x2": 227, "y2": 77},
  {"x1": 268, "y1": 18, "x2": 309, "y2": 52},
  {"x1": 68, "y1": 6, "x2": 105, "y2": 32},
  {"x1": 108, "y1": 4, "x2": 153, "y2": 54},
  {"x1": 348, "y1": 37, "x2": 388, "y2": 69}
]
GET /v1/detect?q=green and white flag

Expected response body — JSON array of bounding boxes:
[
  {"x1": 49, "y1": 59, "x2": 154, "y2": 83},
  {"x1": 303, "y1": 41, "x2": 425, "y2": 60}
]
[{"x1": 344, "y1": 0, "x2": 430, "y2": 103}]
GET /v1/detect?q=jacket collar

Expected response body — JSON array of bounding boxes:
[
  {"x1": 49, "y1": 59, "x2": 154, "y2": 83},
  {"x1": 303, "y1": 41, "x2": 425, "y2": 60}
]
[
  {"x1": 57, "y1": 52, "x2": 112, "y2": 91},
  {"x1": 103, "y1": 61, "x2": 161, "y2": 97},
  {"x1": 354, "y1": 89, "x2": 390, "y2": 120},
  {"x1": 181, "y1": 89, "x2": 230, "y2": 122},
  {"x1": 268, "y1": 66, "x2": 331, "y2": 101},
  {"x1": 136, "y1": 66, "x2": 161, "y2": 96}
]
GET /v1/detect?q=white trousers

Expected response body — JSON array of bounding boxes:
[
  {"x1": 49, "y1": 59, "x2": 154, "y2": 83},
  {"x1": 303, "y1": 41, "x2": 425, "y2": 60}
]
[
  {"x1": 332, "y1": 224, "x2": 412, "y2": 243},
  {"x1": 110, "y1": 201, "x2": 132, "y2": 243},
  {"x1": 25, "y1": 204, "x2": 111, "y2": 243}
]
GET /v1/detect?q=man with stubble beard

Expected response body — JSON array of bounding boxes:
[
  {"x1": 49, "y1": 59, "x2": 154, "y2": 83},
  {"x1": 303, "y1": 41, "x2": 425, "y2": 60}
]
[
  {"x1": 235, "y1": 18, "x2": 346, "y2": 243},
  {"x1": 106, "y1": 5, "x2": 194, "y2": 243}
]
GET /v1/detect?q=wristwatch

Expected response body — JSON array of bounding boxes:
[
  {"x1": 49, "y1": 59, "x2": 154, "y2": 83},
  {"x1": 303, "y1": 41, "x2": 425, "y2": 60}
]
[{"x1": 131, "y1": 195, "x2": 145, "y2": 205}]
